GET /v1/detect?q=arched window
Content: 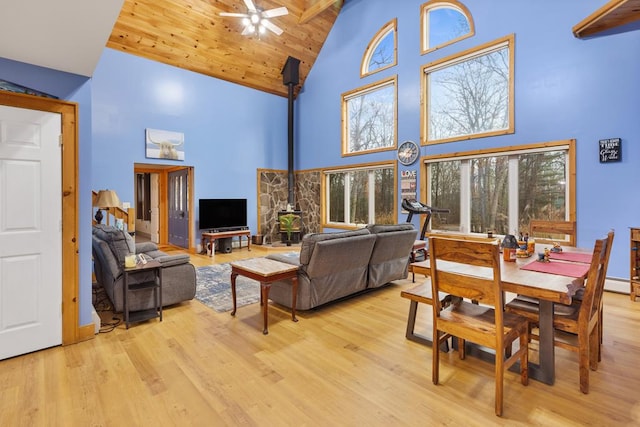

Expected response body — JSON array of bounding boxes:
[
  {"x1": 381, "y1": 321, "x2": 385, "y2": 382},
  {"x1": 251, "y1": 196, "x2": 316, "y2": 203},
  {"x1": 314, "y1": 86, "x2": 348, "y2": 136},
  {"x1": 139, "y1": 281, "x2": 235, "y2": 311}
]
[
  {"x1": 361, "y1": 19, "x2": 397, "y2": 77},
  {"x1": 421, "y1": 0, "x2": 474, "y2": 54}
]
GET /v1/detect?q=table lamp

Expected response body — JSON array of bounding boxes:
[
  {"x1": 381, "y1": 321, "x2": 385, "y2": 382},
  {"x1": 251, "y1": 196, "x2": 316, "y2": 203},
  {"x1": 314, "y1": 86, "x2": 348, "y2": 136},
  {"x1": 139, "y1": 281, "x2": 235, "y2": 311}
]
[{"x1": 94, "y1": 189, "x2": 121, "y2": 225}]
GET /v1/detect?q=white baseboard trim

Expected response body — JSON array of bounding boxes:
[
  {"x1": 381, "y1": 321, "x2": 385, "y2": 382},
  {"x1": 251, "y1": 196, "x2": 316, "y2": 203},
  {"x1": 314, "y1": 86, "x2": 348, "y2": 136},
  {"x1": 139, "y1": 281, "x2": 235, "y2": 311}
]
[
  {"x1": 605, "y1": 277, "x2": 628, "y2": 294},
  {"x1": 92, "y1": 305, "x2": 101, "y2": 334}
]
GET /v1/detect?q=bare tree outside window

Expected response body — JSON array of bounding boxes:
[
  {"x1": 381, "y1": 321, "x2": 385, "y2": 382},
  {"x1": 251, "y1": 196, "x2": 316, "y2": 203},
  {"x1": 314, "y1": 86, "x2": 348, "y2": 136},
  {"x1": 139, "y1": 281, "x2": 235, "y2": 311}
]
[
  {"x1": 329, "y1": 173, "x2": 345, "y2": 223},
  {"x1": 368, "y1": 31, "x2": 394, "y2": 72},
  {"x1": 350, "y1": 170, "x2": 370, "y2": 224},
  {"x1": 423, "y1": 36, "x2": 513, "y2": 144},
  {"x1": 430, "y1": 161, "x2": 460, "y2": 231},
  {"x1": 518, "y1": 151, "x2": 567, "y2": 230},
  {"x1": 427, "y1": 144, "x2": 571, "y2": 236},
  {"x1": 426, "y1": 6, "x2": 471, "y2": 49},
  {"x1": 361, "y1": 19, "x2": 397, "y2": 77},
  {"x1": 343, "y1": 77, "x2": 396, "y2": 154},
  {"x1": 326, "y1": 165, "x2": 395, "y2": 227},
  {"x1": 471, "y1": 156, "x2": 509, "y2": 234}
]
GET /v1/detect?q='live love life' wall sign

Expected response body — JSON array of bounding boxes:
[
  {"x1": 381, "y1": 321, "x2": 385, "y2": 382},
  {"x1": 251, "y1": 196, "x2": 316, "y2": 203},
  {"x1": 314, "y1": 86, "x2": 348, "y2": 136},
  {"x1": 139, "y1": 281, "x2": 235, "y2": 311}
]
[{"x1": 599, "y1": 138, "x2": 621, "y2": 163}]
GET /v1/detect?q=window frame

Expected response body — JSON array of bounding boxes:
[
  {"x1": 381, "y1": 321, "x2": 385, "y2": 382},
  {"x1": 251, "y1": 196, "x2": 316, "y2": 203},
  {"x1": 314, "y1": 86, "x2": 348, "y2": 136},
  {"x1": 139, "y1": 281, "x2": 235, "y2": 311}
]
[
  {"x1": 322, "y1": 161, "x2": 398, "y2": 229},
  {"x1": 421, "y1": 34, "x2": 515, "y2": 146},
  {"x1": 361, "y1": 18, "x2": 398, "y2": 78},
  {"x1": 421, "y1": 139, "x2": 576, "y2": 236},
  {"x1": 421, "y1": 0, "x2": 475, "y2": 55},
  {"x1": 342, "y1": 75, "x2": 398, "y2": 156}
]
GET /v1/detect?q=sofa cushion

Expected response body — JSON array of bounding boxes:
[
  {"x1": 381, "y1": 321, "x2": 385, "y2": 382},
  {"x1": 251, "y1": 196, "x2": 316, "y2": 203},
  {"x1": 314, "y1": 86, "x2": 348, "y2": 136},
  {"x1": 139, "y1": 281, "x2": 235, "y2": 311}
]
[
  {"x1": 367, "y1": 224, "x2": 418, "y2": 288},
  {"x1": 299, "y1": 228, "x2": 370, "y2": 265},
  {"x1": 366, "y1": 223, "x2": 415, "y2": 234},
  {"x1": 266, "y1": 251, "x2": 301, "y2": 266},
  {"x1": 156, "y1": 254, "x2": 191, "y2": 267},
  {"x1": 92, "y1": 224, "x2": 135, "y2": 266},
  {"x1": 135, "y1": 241, "x2": 158, "y2": 254}
]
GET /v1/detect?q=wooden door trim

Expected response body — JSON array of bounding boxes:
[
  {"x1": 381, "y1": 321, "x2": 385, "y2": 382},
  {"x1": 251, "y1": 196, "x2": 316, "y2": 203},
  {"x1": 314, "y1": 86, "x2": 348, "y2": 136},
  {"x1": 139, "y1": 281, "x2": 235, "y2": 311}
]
[
  {"x1": 134, "y1": 165, "x2": 194, "y2": 252},
  {"x1": 0, "y1": 91, "x2": 79, "y2": 345}
]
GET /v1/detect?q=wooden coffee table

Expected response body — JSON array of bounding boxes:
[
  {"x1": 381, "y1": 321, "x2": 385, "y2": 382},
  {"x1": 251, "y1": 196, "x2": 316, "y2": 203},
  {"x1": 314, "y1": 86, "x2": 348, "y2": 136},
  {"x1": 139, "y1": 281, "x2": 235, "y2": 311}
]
[{"x1": 230, "y1": 257, "x2": 299, "y2": 334}]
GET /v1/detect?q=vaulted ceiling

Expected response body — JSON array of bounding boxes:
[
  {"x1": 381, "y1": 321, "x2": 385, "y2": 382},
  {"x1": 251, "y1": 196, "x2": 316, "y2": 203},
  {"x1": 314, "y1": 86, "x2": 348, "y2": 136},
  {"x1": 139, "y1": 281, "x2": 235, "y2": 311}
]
[{"x1": 107, "y1": 0, "x2": 343, "y2": 97}]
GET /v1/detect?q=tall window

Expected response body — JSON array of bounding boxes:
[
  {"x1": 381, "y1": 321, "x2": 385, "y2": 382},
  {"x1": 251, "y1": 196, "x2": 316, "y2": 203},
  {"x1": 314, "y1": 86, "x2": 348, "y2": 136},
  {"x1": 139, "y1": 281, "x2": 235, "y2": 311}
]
[
  {"x1": 325, "y1": 164, "x2": 396, "y2": 227},
  {"x1": 426, "y1": 140, "x2": 575, "y2": 235},
  {"x1": 342, "y1": 76, "x2": 397, "y2": 155},
  {"x1": 361, "y1": 19, "x2": 397, "y2": 77},
  {"x1": 422, "y1": 34, "x2": 514, "y2": 145},
  {"x1": 421, "y1": 0, "x2": 474, "y2": 54}
]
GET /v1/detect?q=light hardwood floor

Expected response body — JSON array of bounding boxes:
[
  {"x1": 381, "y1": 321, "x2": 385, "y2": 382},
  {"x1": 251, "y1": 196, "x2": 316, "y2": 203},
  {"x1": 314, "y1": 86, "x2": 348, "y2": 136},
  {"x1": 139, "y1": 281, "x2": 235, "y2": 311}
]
[{"x1": 1, "y1": 245, "x2": 639, "y2": 426}]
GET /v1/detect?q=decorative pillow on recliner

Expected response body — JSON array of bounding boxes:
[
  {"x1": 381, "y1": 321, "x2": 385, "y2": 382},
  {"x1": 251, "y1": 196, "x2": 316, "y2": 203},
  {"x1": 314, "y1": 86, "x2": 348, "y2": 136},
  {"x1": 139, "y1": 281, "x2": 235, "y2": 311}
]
[{"x1": 93, "y1": 225, "x2": 135, "y2": 267}]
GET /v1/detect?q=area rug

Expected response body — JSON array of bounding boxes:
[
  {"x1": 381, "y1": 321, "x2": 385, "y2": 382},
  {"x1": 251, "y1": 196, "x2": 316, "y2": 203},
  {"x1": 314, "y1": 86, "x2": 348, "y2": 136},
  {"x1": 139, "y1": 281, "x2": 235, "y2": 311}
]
[{"x1": 195, "y1": 263, "x2": 260, "y2": 313}]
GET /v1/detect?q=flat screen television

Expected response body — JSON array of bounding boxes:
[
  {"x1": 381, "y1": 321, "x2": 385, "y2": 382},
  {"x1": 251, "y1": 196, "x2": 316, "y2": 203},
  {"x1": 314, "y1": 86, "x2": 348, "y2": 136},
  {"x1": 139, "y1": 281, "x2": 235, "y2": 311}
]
[{"x1": 199, "y1": 198, "x2": 247, "y2": 231}]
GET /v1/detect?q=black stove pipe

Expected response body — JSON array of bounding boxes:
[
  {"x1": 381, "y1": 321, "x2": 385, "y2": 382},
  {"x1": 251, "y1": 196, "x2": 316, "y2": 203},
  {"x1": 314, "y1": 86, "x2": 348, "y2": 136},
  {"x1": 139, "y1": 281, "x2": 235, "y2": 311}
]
[
  {"x1": 287, "y1": 81, "x2": 295, "y2": 205},
  {"x1": 282, "y1": 56, "x2": 300, "y2": 207}
]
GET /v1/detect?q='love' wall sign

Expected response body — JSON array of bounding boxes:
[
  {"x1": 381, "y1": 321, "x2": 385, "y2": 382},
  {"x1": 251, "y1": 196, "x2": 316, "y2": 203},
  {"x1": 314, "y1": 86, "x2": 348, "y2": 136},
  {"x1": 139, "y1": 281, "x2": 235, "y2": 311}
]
[{"x1": 599, "y1": 138, "x2": 621, "y2": 163}]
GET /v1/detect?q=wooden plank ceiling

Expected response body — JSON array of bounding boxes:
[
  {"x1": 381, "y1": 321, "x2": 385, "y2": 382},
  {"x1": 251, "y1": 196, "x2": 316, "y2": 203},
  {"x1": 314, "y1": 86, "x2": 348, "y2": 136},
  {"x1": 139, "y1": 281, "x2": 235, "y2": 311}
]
[{"x1": 107, "y1": 0, "x2": 343, "y2": 97}]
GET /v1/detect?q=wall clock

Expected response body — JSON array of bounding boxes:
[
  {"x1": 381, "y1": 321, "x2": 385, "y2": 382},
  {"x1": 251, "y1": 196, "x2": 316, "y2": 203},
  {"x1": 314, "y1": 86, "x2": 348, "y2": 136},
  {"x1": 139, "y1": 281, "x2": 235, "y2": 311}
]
[{"x1": 397, "y1": 140, "x2": 419, "y2": 166}]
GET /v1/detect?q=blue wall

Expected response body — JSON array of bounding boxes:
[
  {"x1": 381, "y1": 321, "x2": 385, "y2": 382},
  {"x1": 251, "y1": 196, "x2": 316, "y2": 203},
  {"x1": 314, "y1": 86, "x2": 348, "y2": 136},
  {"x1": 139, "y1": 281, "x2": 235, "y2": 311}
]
[
  {"x1": 92, "y1": 49, "x2": 289, "y2": 228},
  {"x1": 297, "y1": 0, "x2": 640, "y2": 280}
]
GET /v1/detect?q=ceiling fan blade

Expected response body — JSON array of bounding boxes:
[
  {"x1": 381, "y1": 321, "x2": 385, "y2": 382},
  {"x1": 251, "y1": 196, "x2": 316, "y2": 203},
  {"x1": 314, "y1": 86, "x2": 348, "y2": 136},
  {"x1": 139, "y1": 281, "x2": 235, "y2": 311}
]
[
  {"x1": 219, "y1": 12, "x2": 249, "y2": 18},
  {"x1": 262, "y1": 19, "x2": 284, "y2": 35},
  {"x1": 262, "y1": 6, "x2": 289, "y2": 18},
  {"x1": 241, "y1": 25, "x2": 254, "y2": 36},
  {"x1": 243, "y1": 0, "x2": 258, "y2": 13}
]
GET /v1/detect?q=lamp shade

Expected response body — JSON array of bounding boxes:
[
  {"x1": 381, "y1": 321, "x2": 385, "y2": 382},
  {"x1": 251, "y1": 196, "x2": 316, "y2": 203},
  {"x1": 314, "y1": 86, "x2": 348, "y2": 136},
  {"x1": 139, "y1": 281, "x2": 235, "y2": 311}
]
[{"x1": 94, "y1": 189, "x2": 121, "y2": 209}]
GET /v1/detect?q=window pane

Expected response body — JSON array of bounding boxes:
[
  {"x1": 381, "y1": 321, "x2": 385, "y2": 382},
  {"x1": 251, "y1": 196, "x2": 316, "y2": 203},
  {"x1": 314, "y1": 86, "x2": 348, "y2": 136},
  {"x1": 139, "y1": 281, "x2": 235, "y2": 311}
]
[
  {"x1": 428, "y1": 7, "x2": 471, "y2": 49},
  {"x1": 430, "y1": 161, "x2": 460, "y2": 231},
  {"x1": 350, "y1": 170, "x2": 370, "y2": 224},
  {"x1": 368, "y1": 31, "x2": 394, "y2": 72},
  {"x1": 374, "y1": 168, "x2": 395, "y2": 224},
  {"x1": 329, "y1": 174, "x2": 345, "y2": 223},
  {"x1": 518, "y1": 151, "x2": 566, "y2": 231},
  {"x1": 428, "y1": 46, "x2": 509, "y2": 141},
  {"x1": 471, "y1": 157, "x2": 509, "y2": 234},
  {"x1": 346, "y1": 82, "x2": 395, "y2": 153}
]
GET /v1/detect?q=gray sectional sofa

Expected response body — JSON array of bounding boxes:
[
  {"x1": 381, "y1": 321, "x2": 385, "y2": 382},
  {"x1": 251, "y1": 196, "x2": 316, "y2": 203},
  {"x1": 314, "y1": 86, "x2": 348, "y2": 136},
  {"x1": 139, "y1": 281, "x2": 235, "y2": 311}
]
[
  {"x1": 92, "y1": 225, "x2": 196, "y2": 312},
  {"x1": 266, "y1": 224, "x2": 417, "y2": 310}
]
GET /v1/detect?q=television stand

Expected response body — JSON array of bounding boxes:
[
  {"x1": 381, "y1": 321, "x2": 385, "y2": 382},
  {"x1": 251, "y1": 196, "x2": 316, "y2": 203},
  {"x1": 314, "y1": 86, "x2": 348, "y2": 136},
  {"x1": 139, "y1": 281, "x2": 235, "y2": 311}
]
[{"x1": 201, "y1": 229, "x2": 251, "y2": 257}]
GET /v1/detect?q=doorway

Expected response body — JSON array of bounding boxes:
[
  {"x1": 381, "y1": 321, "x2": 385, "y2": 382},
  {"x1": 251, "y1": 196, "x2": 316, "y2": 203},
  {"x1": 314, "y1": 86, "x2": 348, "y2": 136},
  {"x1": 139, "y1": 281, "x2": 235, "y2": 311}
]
[{"x1": 134, "y1": 164, "x2": 194, "y2": 251}]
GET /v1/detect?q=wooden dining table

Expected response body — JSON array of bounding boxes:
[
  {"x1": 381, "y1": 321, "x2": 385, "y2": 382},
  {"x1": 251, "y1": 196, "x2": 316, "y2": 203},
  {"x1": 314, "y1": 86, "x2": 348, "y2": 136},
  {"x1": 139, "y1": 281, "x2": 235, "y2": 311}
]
[{"x1": 410, "y1": 243, "x2": 592, "y2": 385}]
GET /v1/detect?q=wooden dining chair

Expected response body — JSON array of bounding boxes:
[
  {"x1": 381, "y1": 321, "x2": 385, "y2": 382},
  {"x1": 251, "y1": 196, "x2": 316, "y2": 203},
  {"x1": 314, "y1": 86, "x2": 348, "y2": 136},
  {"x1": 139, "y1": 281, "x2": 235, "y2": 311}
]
[
  {"x1": 505, "y1": 233, "x2": 610, "y2": 394},
  {"x1": 429, "y1": 237, "x2": 529, "y2": 417},
  {"x1": 571, "y1": 230, "x2": 614, "y2": 358},
  {"x1": 529, "y1": 220, "x2": 577, "y2": 246}
]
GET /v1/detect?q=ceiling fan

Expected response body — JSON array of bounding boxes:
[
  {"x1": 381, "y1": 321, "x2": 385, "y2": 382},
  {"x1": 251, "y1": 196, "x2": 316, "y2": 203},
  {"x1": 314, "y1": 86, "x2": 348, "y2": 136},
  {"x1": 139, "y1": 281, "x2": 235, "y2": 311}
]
[{"x1": 220, "y1": 0, "x2": 289, "y2": 37}]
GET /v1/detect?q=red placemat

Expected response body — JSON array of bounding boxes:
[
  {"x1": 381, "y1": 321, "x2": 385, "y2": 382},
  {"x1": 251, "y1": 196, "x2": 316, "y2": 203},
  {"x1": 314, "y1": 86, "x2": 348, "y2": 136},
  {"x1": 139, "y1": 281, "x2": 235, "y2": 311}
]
[
  {"x1": 520, "y1": 259, "x2": 590, "y2": 278},
  {"x1": 548, "y1": 252, "x2": 592, "y2": 264}
]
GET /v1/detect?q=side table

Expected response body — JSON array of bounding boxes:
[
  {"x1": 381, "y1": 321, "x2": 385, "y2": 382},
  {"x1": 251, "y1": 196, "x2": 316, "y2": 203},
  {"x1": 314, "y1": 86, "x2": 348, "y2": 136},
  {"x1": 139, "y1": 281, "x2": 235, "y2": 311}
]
[
  {"x1": 230, "y1": 257, "x2": 299, "y2": 334},
  {"x1": 123, "y1": 259, "x2": 163, "y2": 329}
]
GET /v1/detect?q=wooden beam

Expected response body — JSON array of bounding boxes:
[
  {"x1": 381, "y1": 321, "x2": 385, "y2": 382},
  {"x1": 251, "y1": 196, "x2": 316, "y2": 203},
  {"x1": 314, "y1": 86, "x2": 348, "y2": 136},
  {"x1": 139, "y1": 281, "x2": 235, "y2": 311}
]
[
  {"x1": 573, "y1": 0, "x2": 640, "y2": 38},
  {"x1": 299, "y1": 0, "x2": 343, "y2": 25}
]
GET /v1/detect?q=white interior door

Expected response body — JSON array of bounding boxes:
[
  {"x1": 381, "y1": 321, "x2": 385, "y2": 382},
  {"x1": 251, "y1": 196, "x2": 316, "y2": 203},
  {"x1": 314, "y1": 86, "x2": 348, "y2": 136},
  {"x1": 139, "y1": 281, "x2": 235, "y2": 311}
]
[{"x1": 0, "y1": 105, "x2": 62, "y2": 360}]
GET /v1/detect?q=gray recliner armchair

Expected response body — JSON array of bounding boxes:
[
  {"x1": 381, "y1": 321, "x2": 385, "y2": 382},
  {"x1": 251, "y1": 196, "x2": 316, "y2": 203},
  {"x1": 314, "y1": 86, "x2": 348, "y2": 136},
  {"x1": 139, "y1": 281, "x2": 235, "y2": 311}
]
[{"x1": 92, "y1": 225, "x2": 196, "y2": 312}]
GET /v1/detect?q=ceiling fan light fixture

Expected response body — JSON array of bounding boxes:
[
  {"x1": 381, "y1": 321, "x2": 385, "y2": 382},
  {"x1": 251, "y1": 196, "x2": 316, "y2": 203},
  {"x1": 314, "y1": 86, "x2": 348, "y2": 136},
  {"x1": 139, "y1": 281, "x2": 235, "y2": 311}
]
[{"x1": 221, "y1": 1, "x2": 288, "y2": 38}]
